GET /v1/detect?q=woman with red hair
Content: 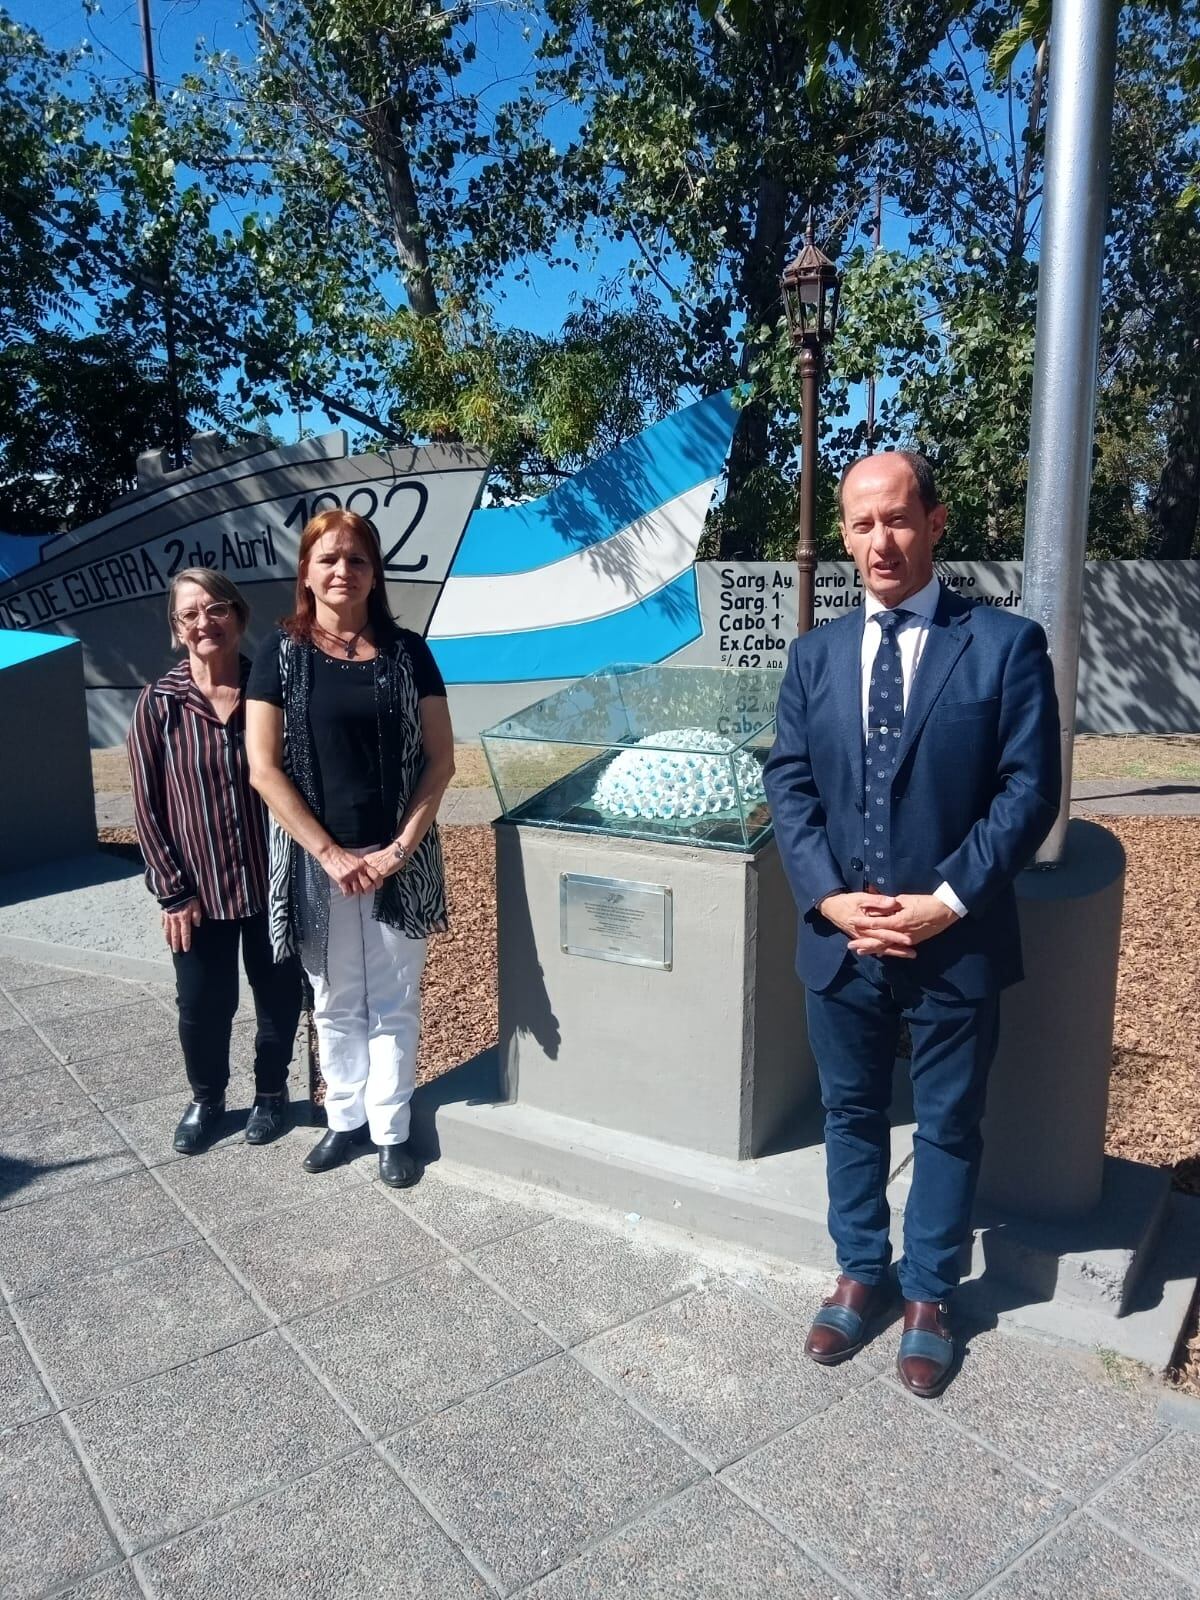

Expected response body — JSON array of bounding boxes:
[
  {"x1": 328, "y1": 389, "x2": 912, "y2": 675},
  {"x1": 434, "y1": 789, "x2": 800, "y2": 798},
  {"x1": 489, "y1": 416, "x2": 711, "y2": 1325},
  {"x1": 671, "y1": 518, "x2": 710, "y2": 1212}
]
[{"x1": 245, "y1": 509, "x2": 453, "y2": 1187}]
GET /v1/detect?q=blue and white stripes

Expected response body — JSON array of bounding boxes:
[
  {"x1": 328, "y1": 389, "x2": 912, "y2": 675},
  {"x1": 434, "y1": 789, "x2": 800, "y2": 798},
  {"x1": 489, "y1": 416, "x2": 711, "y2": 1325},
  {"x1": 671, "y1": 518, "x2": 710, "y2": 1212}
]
[{"x1": 426, "y1": 392, "x2": 738, "y2": 684}]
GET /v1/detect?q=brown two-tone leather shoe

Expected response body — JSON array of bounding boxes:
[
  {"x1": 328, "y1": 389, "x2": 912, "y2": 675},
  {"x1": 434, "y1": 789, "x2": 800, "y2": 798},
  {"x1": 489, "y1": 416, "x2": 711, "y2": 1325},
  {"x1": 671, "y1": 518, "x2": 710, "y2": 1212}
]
[
  {"x1": 804, "y1": 1274, "x2": 889, "y2": 1366},
  {"x1": 896, "y1": 1298, "x2": 956, "y2": 1397}
]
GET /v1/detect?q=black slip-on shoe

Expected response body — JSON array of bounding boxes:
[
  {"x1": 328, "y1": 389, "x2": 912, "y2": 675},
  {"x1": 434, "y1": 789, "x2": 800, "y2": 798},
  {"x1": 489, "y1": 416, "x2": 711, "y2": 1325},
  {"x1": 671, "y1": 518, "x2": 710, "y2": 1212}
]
[
  {"x1": 378, "y1": 1141, "x2": 421, "y2": 1189},
  {"x1": 302, "y1": 1123, "x2": 369, "y2": 1173},
  {"x1": 173, "y1": 1100, "x2": 226, "y2": 1155},
  {"x1": 245, "y1": 1088, "x2": 290, "y2": 1146}
]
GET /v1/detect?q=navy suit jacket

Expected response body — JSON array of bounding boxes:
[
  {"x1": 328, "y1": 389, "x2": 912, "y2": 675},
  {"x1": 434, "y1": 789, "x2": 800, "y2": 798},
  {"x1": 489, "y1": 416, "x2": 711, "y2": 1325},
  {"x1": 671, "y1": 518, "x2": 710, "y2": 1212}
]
[{"x1": 762, "y1": 586, "x2": 1061, "y2": 999}]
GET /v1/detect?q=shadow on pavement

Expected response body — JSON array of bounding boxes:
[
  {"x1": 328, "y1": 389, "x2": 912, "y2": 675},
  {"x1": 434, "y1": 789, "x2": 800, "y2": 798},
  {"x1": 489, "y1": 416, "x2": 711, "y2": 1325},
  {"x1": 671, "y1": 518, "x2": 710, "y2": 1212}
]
[{"x1": 0, "y1": 850, "x2": 142, "y2": 910}]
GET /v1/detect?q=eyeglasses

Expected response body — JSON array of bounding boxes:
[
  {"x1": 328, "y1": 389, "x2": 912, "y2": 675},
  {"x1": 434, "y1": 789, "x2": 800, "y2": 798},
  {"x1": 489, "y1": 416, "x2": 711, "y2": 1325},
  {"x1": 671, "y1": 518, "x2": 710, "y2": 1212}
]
[{"x1": 172, "y1": 601, "x2": 234, "y2": 629}]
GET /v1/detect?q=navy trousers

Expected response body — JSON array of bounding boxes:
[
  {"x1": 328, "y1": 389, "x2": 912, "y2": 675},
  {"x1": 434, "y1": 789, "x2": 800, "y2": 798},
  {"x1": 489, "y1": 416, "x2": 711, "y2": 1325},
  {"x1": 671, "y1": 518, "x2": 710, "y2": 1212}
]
[{"x1": 804, "y1": 953, "x2": 1000, "y2": 1303}]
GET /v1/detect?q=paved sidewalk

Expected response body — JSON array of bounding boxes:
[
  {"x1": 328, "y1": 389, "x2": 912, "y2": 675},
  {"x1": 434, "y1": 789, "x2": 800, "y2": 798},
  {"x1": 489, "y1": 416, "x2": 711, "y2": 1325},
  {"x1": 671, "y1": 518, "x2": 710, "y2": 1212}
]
[
  {"x1": 1, "y1": 952, "x2": 1198, "y2": 1600},
  {"x1": 1071, "y1": 778, "x2": 1200, "y2": 817}
]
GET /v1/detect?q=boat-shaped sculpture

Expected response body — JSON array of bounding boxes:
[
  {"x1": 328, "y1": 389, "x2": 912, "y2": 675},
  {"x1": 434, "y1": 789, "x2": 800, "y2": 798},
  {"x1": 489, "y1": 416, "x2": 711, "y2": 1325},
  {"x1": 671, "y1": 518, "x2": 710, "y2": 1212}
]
[
  {"x1": 0, "y1": 431, "x2": 489, "y2": 745},
  {"x1": 0, "y1": 391, "x2": 739, "y2": 743}
]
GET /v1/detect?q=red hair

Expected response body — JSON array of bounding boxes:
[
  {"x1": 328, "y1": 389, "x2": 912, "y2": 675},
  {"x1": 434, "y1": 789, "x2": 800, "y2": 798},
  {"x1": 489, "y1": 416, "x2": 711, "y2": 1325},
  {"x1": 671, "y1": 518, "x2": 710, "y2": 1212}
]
[{"x1": 283, "y1": 509, "x2": 397, "y2": 642}]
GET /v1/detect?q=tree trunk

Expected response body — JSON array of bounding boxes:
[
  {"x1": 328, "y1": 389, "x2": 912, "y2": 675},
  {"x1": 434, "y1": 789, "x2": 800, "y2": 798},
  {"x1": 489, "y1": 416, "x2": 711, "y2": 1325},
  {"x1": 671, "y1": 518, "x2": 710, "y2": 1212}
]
[
  {"x1": 1150, "y1": 392, "x2": 1200, "y2": 558},
  {"x1": 364, "y1": 102, "x2": 439, "y2": 318}
]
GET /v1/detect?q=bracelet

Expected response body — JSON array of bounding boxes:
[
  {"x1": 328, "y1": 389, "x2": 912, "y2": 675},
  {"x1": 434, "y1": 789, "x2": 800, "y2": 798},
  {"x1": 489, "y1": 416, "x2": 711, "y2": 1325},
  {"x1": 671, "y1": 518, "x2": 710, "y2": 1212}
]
[{"x1": 391, "y1": 840, "x2": 409, "y2": 867}]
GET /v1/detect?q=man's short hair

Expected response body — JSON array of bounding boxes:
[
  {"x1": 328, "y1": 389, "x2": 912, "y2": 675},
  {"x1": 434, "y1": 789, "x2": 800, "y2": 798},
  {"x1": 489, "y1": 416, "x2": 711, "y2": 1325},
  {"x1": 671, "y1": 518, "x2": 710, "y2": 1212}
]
[{"x1": 838, "y1": 450, "x2": 941, "y2": 519}]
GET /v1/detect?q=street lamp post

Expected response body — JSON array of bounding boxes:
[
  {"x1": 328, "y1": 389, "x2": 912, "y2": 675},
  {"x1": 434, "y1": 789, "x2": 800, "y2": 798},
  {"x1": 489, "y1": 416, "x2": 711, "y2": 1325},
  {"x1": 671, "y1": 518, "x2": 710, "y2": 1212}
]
[{"x1": 780, "y1": 215, "x2": 840, "y2": 634}]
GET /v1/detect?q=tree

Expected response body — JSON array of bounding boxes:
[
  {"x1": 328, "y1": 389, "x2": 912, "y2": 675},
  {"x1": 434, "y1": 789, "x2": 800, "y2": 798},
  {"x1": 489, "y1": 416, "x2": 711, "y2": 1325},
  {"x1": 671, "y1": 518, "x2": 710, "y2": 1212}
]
[
  {"x1": 512, "y1": 0, "x2": 963, "y2": 555},
  {"x1": 827, "y1": 4, "x2": 1199, "y2": 558},
  {"x1": 0, "y1": 2, "x2": 686, "y2": 520}
]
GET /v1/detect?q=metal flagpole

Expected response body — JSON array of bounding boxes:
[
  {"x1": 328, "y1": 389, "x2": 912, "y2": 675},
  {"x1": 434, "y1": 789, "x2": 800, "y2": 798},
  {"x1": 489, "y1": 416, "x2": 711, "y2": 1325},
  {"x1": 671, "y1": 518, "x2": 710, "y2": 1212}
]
[{"x1": 1019, "y1": 0, "x2": 1120, "y2": 865}]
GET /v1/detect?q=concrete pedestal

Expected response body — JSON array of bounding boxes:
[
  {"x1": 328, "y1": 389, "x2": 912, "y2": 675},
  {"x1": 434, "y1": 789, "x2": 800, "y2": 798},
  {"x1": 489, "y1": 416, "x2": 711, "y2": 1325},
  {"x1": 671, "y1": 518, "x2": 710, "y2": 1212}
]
[
  {"x1": 495, "y1": 821, "x2": 814, "y2": 1161},
  {"x1": 0, "y1": 633, "x2": 96, "y2": 872},
  {"x1": 978, "y1": 818, "x2": 1125, "y2": 1218}
]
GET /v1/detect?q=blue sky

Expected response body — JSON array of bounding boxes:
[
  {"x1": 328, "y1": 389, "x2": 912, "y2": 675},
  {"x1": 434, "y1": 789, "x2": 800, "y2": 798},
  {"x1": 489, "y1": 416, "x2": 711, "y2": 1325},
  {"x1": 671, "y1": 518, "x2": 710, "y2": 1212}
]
[
  {"x1": 13, "y1": 0, "x2": 1030, "y2": 449},
  {"x1": 18, "y1": 0, "x2": 657, "y2": 341}
]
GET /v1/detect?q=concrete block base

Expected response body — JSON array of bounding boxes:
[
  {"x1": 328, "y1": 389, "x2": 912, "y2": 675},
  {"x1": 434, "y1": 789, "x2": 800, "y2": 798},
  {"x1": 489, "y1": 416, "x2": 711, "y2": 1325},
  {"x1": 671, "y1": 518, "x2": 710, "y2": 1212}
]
[
  {"x1": 414, "y1": 1051, "x2": 1200, "y2": 1371},
  {"x1": 495, "y1": 823, "x2": 814, "y2": 1161}
]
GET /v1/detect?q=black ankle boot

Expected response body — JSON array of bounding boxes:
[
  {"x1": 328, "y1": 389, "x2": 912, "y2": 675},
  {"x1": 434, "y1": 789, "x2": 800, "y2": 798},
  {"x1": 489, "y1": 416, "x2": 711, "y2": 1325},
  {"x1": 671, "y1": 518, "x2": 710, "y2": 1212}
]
[
  {"x1": 245, "y1": 1088, "x2": 290, "y2": 1146},
  {"x1": 173, "y1": 1099, "x2": 226, "y2": 1155},
  {"x1": 302, "y1": 1123, "x2": 368, "y2": 1174},
  {"x1": 378, "y1": 1141, "x2": 420, "y2": 1189}
]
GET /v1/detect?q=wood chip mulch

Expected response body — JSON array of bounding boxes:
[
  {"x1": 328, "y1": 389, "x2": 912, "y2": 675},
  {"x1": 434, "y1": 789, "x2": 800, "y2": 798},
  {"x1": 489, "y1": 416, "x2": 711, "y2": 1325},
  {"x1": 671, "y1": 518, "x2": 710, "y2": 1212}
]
[{"x1": 417, "y1": 826, "x2": 496, "y2": 1083}]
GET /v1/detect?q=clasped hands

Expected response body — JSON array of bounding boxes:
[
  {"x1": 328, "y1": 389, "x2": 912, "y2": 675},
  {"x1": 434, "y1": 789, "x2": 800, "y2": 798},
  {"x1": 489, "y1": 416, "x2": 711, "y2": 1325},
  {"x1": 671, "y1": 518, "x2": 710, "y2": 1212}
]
[
  {"x1": 817, "y1": 891, "x2": 959, "y2": 958},
  {"x1": 318, "y1": 841, "x2": 407, "y2": 896}
]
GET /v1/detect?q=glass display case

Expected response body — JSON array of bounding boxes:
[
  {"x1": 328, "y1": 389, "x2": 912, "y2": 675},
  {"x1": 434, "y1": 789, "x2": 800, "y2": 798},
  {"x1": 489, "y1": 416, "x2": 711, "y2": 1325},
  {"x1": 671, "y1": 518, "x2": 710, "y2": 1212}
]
[{"x1": 481, "y1": 663, "x2": 783, "y2": 851}]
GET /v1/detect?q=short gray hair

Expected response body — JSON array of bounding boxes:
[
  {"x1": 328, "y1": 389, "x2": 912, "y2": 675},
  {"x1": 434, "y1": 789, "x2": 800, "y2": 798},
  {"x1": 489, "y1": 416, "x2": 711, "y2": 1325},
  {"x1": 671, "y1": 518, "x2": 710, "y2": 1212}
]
[
  {"x1": 168, "y1": 568, "x2": 250, "y2": 646},
  {"x1": 838, "y1": 451, "x2": 941, "y2": 519}
]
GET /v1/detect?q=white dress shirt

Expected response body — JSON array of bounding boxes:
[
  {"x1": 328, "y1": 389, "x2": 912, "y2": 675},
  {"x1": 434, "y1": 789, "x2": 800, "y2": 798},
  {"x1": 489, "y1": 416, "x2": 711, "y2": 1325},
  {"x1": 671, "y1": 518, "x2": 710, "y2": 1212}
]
[{"x1": 861, "y1": 576, "x2": 967, "y2": 919}]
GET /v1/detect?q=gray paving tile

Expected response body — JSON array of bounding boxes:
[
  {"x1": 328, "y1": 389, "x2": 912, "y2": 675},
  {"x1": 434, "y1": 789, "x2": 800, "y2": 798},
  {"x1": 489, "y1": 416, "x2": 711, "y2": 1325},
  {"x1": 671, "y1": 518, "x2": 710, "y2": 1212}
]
[
  {"x1": 723, "y1": 1382, "x2": 1066, "y2": 1600},
  {"x1": 158, "y1": 1123, "x2": 367, "y2": 1229},
  {"x1": 36, "y1": 998, "x2": 178, "y2": 1064},
  {"x1": 388, "y1": 1355, "x2": 701, "y2": 1592},
  {"x1": 296, "y1": 1257, "x2": 558, "y2": 1435},
  {"x1": 0, "y1": 1311, "x2": 50, "y2": 1429},
  {"x1": 107, "y1": 1086, "x2": 257, "y2": 1169},
  {"x1": 0, "y1": 955, "x2": 86, "y2": 991},
  {"x1": 1091, "y1": 1431, "x2": 1200, "y2": 1576},
  {"x1": 215, "y1": 1183, "x2": 444, "y2": 1319},
  {"x1": 0, "y1": 1111, "x2": 140, "y2": 1211},
  {"x1": 929, "y1": 1329, "x2": 1164, "y2": 1497},
  {"x1": 71, "y1": 1040, "x2": 182, "y2": 1111},
  {"x1": 6, "y1": 1062, "x2": 97, "y2": 1131},
  {"x1": 19, "y1": 1240, "x2": 269, "y2": 1405},
  {"x1": 471, "y1": 1216, "x2": 700, "y2": 1343},
  {"x1": 0, "y1": 1022, "x2": 61, "y2": 1080},
  {"x1": 387, "y1": 1168, "x2": 551, "y2": 1251},
  {"x1": 56, "y1": 1566, "x2": 144, "y2": 1600},
  {"x1": 70, "y1": 1331, "x2": 361, "y2": 1548},
  {"x1": 138, "y1": 1447, "x2": 489, "y2": 1599},
  {"x1": 0, "y1": 1170, "x2": 196, "y2": 1298},
  {"x1": 524, "y1": 1477, "x2": 852, "y2": 1599},
  {"x1": 0, "y1": 1415, "x2": 118, "y2": 1599},
  {"x1": 577, "y1": 1279, "x2": 877, "y2": 1468},
  {"x1": 9, "y1": 972, "x2": 150, "y2": 1022},
  {"x1": 0, "y1": 992, "x2": 24, "y2": 1031},
  {"x1": 988, "y1": 1515, "x2": 1200, "y2": 1599}
]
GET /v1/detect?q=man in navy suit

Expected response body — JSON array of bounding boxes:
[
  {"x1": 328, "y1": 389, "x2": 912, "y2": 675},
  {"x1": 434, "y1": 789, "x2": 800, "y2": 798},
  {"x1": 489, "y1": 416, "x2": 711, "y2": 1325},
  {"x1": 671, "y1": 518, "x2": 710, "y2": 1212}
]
[{"x1": 763, "y1": 451, "x2": 1060, "y2": 1396}]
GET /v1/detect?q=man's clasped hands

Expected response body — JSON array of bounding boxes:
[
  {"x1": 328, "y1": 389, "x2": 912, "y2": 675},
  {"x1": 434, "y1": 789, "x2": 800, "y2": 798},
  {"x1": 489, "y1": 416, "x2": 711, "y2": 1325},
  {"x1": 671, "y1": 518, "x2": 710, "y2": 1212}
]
[{"x1": 817, "y1": 891, "x2": 960, "y2": 958}]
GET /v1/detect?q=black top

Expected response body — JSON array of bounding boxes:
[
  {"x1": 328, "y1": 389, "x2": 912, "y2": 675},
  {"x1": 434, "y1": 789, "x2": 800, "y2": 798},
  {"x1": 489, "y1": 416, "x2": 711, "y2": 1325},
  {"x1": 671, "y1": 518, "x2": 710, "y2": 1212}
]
[{"x1": 247, "y1": 627, "x2": 446, "y2": 849}]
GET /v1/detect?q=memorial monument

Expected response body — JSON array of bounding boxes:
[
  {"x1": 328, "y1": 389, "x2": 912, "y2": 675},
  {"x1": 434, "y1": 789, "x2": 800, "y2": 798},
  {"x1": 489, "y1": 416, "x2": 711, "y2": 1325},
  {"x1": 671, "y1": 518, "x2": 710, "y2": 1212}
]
[{"x1": 421, "y1": 0, "x2": 1197, "y2": 1369}]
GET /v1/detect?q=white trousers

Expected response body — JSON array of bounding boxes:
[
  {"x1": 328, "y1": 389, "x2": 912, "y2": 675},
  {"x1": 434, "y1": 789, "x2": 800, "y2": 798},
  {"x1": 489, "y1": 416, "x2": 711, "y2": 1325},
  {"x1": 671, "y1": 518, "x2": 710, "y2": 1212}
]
[{"x1": 304, "y1": 871, "x2": 427, "y2": 1145}]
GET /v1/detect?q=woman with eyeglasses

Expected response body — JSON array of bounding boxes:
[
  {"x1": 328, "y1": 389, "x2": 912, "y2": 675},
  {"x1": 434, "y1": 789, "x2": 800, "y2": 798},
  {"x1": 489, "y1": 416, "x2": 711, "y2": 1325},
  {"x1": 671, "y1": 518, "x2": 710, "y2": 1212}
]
[{"x1": 127, "y1": 569, "x2": 302, "y2": 1154}]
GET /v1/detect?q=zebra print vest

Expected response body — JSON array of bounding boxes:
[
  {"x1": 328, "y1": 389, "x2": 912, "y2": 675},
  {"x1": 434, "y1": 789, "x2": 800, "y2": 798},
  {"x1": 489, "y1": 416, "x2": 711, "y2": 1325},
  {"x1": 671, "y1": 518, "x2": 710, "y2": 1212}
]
[{"x1": 265, "y1": 629, "x2": 448, "y2": 974}]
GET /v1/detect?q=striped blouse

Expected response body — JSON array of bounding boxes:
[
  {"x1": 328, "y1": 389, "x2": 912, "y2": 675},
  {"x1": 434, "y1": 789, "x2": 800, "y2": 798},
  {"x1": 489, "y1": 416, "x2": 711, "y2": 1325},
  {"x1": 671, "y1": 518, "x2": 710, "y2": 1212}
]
[{"x1": 127, "y1": 658, "x2": 270, "y2": 918}]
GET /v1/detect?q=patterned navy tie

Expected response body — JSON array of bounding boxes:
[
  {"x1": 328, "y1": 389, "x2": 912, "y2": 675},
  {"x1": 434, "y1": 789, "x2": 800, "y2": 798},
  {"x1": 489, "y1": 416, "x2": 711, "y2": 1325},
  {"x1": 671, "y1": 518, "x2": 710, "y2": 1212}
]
[{"x1": 863, "y1": 608, "x2": 909, "y2": 893}]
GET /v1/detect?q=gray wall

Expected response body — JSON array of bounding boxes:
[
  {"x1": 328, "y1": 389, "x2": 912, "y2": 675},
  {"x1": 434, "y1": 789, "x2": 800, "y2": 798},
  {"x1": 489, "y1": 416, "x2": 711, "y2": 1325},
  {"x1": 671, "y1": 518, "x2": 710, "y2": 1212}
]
[
  {"x1": 447, "y1": 560, "x2": 1200, "y2": 739},
  {"x1": 686, "y1": 560, "x2": 1200, "y2": 736}
]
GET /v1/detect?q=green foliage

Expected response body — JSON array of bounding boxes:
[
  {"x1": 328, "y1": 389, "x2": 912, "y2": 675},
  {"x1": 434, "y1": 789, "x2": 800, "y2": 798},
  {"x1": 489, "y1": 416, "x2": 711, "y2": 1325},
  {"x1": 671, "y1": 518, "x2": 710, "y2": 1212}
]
[
  {"x1": 522, "y1": 0, "x2": 964, "y2": 553},
  {"x1": 2, "y1": 0, "x2": 1198, "y2": 558},
  {"x1": 0, "y1": 329, "x2": 227, "y2": 530}
]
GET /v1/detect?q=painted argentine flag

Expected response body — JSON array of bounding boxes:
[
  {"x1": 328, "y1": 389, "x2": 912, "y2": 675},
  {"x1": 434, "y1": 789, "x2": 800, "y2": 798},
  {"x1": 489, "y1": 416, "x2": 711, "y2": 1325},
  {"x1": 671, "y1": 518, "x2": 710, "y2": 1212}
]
[{"x1": 426, "y1": 391, "x2": 738, "y2": 684}]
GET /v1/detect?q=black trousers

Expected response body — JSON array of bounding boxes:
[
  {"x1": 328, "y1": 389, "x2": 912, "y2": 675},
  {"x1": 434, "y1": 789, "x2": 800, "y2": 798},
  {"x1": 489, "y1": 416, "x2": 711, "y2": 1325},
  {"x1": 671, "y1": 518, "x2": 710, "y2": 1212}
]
[{"x1": 172, "y1": 911, "x2": 302, "y2": 1104}]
